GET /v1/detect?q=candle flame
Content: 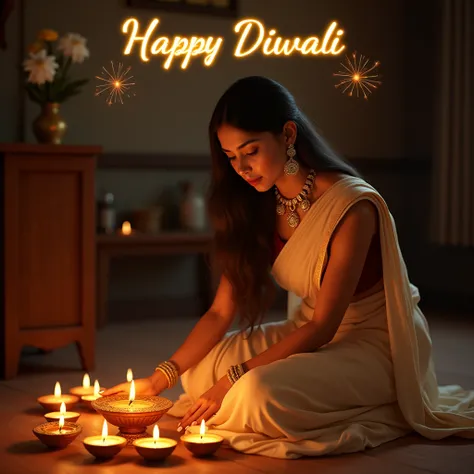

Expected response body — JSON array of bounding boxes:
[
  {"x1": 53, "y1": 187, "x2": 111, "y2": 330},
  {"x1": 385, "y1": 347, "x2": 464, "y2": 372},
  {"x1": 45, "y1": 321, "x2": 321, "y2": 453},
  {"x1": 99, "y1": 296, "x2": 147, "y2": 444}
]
[
  {"x1": 153, "y1": 424, "x2": 159, "y2": 442},
  {"x1": 60, "y1": 402, "x2": 66, "y2": 415},
  {"x1": 129, "y1": 379, "x2": 135, "y2": 404},
  {"x1": 93, "y1": 379, "x2": 100, "y2": 397},
  {"x1": 200, "y1": 419, "x2": 206, "y2": 436},
  {"x1": 102, "y1": 419, "x2": 108, "y2": 442},
  {"x1": 54, "y1": 381, "x2": 61, "y2": 397},
  {"x1": 59, "y1": 415, "x2": 64, "y2": 432},
  {"x1": 126, "y1": 368, "x2": 133, "y2": 382},
  {"x1": 82, "y1": 373, "x2": 90, "y2": 388},
  {"x1": 122, "y1": 221, "x2": 132, "y2": 235}
]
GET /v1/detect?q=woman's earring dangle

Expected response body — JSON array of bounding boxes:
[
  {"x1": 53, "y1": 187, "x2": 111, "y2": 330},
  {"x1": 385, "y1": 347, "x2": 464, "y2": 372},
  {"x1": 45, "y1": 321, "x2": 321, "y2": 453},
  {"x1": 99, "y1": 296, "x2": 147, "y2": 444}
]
[{"x1": 284, "y1": 144, "x2": 299, "y2": 176}]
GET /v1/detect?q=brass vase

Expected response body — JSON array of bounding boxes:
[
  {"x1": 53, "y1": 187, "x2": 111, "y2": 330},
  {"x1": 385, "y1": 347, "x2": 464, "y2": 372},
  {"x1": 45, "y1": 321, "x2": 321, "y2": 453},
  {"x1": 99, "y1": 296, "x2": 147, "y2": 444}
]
[{"x1": 32, "y1": 102, "x2": 67, "y2": 145}]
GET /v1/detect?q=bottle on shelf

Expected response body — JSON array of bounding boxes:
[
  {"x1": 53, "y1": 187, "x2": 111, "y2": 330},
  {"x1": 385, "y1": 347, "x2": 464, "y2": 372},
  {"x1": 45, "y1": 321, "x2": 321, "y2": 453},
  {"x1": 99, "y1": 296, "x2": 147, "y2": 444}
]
[
  {"x1": 97, "y1": 192, "x2": 116, "y2": 234},
  {"x1": 179, "y1": 182, "x2": 207, "y2": 232}
]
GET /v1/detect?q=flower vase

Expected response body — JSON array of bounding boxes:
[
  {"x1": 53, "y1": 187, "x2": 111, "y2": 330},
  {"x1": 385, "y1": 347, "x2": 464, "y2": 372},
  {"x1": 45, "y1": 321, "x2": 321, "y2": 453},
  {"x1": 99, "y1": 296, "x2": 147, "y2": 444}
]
[{"x1": 32, "y1": 102, "x2": 67, "y2": 144}]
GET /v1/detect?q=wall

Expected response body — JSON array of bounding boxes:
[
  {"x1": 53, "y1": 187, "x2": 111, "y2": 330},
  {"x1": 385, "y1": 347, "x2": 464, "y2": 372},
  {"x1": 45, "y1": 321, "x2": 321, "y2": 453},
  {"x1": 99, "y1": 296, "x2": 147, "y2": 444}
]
[{"x1": 1, "y1": 0, "x2": 471, "y2": 317}]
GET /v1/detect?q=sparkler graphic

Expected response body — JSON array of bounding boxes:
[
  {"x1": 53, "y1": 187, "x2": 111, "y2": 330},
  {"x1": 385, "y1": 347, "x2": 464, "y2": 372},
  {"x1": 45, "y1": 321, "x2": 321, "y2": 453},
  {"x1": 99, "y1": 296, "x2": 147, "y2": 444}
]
[
  {"x1": 334, "y1": 52, "x2": 382, "y2": 99},
  {"x1": 95, "y1": 61, "x2": 136, "y2": 105}
]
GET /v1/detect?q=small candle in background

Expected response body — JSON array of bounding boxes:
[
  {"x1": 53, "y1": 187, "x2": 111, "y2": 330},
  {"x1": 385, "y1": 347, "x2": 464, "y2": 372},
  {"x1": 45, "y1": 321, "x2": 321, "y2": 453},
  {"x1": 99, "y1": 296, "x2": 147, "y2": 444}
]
[
  {"x1": 37, "y1": 381, "x2": 80, "y2": 412},
  {"x1": 82, "y1": 379, "x2": 102, "y2": 409},
  {"x1": 70, "y1": 373, "x2": 94, "y2": 397},
  {"x1": 121, "y1": 221, "x2": 132, "y2": 235}
]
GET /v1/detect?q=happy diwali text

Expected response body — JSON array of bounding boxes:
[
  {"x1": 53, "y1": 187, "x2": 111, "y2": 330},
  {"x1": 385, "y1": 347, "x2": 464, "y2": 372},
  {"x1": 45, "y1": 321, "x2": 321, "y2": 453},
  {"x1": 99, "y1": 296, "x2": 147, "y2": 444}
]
[{"x1": 121, "y1": 18, "x2": 346, "y2": 70}]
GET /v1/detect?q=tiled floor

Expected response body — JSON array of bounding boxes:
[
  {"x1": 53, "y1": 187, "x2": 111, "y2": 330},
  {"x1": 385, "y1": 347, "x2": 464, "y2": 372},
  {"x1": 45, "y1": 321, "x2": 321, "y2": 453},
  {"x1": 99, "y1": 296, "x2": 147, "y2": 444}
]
[{"x1": 1, "y1": 309, "x2": 473, "y2": 474}]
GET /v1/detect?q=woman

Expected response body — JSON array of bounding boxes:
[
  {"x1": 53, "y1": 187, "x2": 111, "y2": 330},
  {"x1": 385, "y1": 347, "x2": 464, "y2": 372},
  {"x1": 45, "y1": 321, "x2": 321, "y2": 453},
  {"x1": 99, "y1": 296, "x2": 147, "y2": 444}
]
[{"x1": 103, "y1": 76, "x2": 474, "y2": 459}]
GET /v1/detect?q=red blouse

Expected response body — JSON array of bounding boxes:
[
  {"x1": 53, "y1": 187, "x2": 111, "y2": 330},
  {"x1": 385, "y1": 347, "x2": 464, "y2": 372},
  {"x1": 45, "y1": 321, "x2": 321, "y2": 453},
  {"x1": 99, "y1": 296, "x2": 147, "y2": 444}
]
[{"x1": 273, "y1": 232, "x2": 287, "y2": 262}]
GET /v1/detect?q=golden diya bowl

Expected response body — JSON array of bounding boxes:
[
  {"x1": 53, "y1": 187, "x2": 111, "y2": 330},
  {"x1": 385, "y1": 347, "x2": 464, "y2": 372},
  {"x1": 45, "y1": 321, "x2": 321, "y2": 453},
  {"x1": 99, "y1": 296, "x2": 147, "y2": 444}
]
[
  {"x1": 33, "y1": 421, "x2": 82, "y2": 449},
  {"x1": 37, "y1": 394, "x2": 80, "y2": 412},
  {"x1": 91, "y1": 395, "x2": 173, "y2": 445},
  {"x1": 44, "y1": 411, "x2": 80, "y2": 423},
  {"x1": 81, "y1": 394, "x2": 102, "y2": 410},
  {"x1": 133, "y1": 437, "x2": 177, "y2": 461},
  {"x1": 180, "y1": 432, "x2": 224, "y2": 457},
  {"x1": 83, "y1": 435, "x2": 127, "y2": 459},
  {"x1": 70, "y1": 385, "x2": 105, "y2": 397}
]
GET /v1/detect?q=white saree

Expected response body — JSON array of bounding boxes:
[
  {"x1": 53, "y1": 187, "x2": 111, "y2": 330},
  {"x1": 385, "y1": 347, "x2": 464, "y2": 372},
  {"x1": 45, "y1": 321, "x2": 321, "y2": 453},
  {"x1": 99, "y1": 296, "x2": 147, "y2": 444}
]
[{"x1": 167, "y1": 176, "x2": 474, "y2": 459}]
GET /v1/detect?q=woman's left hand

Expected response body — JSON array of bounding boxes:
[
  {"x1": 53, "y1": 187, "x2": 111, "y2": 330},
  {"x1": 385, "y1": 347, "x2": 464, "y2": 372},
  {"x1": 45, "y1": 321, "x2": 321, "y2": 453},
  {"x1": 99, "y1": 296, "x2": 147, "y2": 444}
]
[{"x1": 178, "y1": 376, "x2": 232, "y2": 431}]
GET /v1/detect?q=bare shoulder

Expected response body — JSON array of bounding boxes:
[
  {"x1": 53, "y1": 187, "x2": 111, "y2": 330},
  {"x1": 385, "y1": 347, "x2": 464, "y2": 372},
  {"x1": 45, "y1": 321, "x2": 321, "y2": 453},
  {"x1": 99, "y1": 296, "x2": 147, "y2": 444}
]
[{"x1": 335, "y1": 200, "x2": 378, "y2": 241}]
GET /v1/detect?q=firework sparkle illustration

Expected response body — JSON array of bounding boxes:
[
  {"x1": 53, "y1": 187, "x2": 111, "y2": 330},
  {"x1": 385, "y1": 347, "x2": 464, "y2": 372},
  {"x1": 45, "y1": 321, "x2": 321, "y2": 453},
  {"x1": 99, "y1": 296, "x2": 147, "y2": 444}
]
[
  {"x1": 334, "y1": 52, "x2": 382, "y2": 99},
  {"x1": 95, "y1": 61, "x2": 136, "y2": 105}
]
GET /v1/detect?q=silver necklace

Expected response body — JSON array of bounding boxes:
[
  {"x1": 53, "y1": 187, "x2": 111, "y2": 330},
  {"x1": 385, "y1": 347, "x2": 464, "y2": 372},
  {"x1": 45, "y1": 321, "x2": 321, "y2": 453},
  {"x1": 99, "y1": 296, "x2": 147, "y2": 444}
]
[{"x1": 274, "y1": 170, "x2": 316, "y2": 228}]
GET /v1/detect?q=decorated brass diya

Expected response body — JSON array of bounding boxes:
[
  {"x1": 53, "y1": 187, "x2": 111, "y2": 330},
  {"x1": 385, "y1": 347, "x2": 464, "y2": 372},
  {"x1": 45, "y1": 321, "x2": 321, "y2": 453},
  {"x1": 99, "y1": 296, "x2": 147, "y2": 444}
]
[
  {"x1": 91, "y1": 382, "x2": 173, "y2": 445},
  {"x1": 33, "y1": 417, "x2": 82, "y2": 449}
]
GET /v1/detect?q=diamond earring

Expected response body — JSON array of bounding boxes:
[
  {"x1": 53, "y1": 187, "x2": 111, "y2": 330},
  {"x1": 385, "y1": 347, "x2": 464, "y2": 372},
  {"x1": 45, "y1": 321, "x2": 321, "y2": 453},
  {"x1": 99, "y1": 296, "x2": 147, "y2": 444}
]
[{"x1": 284, "y1": 144, "x2": 299, "y2": 175}]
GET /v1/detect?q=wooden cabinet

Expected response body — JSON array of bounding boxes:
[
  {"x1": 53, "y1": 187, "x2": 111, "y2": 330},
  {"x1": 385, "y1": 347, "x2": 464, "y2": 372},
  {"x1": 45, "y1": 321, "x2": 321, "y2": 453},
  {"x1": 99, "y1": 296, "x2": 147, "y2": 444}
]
[{"x1": 0, "y1": 143, "x2": 101, "y2": 379}]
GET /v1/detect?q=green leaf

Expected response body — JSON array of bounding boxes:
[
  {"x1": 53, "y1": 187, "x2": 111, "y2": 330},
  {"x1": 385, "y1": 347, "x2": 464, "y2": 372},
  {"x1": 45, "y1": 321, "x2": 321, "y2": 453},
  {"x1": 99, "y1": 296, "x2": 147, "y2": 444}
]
[
  {"x1": 66, "y1": 78, "x2": 89, "y2": 88},
  {"x1": 59, "y1": 89, "x2": 82, "y2": 104},
  {"x1": 55, "y1": 81, "x2": 87, "y2": 103},
  {"x1": 25, "y1": 83, "x2": 45, "y2": 103}
]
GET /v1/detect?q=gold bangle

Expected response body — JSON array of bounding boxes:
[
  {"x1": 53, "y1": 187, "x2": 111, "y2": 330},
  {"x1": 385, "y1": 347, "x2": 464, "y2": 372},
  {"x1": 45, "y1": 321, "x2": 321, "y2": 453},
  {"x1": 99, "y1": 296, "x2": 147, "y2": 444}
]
[
  {"x1": 227, "y1": 364, "x2": 245, "y2": 386},
  {"x1": 155, "y1": 360, "x2": 179, "y2": 388}
]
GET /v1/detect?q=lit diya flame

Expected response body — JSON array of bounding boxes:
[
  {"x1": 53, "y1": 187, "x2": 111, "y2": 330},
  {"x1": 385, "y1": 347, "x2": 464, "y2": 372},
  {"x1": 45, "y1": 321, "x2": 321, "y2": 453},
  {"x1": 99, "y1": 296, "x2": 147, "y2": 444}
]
[
  {"x1": 200, "y1": 419, "x2": 206, "y2": 439},
  {"x1": 54, "y1": 382, "x2": 61, "y2": 398},
  {"x1": 153, "y1": 424, "x2": 159, "y2": 446},
  {"x1": 60, "y1": 402, "x2": 66, "y2": 416},
  {"x1": 59, "y1": 415, "x2": 64, "y2": 433},
  {"x1": 127, "y1": 368, "x2": 133, "y2": 382},
  {"x1": 93, "y1": 379, "x2": 100, "y2": 397},
  {"x1": 102, "y1": 419, "x2": 108, "y2": 443},
  {"x1": 83, "y1": 373, "x2": 91, "y2": 389},
  {"x1": 128, "y1": 379, "x2": 135, "y2": 406}
]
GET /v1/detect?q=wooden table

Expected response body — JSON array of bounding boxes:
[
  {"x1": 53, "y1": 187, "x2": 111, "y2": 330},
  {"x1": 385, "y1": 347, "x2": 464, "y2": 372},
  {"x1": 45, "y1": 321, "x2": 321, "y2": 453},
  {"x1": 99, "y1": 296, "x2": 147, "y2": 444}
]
[{"x1": 96, "y1": 232, "x2": 216, "y2": 328}]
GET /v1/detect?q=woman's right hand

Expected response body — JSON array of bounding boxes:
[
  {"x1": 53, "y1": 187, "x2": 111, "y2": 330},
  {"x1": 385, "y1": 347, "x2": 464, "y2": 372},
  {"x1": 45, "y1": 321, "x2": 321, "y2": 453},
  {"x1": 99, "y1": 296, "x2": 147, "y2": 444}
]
[{"x1": 101, "y1": 373, "x2": 167, "y2": 398}]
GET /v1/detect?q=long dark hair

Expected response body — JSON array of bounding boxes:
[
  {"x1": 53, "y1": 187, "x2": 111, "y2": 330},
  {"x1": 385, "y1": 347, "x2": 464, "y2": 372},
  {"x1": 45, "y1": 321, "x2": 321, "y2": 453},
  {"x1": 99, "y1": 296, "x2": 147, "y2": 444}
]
[{"x1": 207, "y1": 76, "x2": 360, "y2": 333}]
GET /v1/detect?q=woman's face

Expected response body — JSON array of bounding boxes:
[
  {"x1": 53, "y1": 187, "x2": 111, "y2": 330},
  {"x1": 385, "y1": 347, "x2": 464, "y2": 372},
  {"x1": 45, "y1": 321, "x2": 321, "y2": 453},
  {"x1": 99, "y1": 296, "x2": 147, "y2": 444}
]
[{"x1": 217, "y1": 123, "x2": 290, "y2": 192}]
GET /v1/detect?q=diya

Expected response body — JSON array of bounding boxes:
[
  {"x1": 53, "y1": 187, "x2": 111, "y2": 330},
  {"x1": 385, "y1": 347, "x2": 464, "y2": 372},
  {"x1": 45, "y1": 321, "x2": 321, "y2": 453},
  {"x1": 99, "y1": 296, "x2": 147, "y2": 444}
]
[
  {"x1": 33, "y1": 416, "x2": 82, "y2": 449},
  {"x1": 91, "y1": 380, "x2": 173, "y2": 445},
  {"x1": 71, "y1": 373, "x2": 104, "y2": 397},
  {"x1": 37, "y1": 382, "x2": 80, "y2": 412},
  {"x1": 133, "y1": 424, "x2": 177, "y2": 461},
  {"x1": 44, "y1": 401, "x2": 80, "y2": 423},
  {"x1": 81, "y1": 379, "x2": 103, "y2": 409},
  {"x1": 83, "y1": 419, "x2": 127, "y2": 459},
  {"x1": 181, "y1": 420, "x2": 224, "y2": 457}
]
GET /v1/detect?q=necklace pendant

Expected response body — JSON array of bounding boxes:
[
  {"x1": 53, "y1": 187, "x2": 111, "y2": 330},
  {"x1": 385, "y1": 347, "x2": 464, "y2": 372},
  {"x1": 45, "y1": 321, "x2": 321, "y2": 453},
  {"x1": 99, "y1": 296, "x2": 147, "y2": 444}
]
[
  {"x1": 299, "y1": 199, "x2": 311, "y2": 212},
  {"x1": 276, "y1": 203, "x2": 285, "y2": 216},
  {"x1": 287, "y1": 211, "x2": 300, "y2": 228}
]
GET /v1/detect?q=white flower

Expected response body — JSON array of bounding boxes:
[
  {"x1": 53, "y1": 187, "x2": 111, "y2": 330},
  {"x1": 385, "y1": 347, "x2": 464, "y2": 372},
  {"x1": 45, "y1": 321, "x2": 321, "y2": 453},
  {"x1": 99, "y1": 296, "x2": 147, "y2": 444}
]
[
  {"x1": 23, "y1": 49, "x2": 59, "y2": 84},
  {"x1": 58, "y1": 33, "x2": 90, "y2": 63}
]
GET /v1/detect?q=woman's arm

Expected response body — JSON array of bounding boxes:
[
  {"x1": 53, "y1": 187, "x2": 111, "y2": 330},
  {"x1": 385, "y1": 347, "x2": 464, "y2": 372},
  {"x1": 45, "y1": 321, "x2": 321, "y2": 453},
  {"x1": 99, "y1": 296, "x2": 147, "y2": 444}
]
[
  {"x1": 177, "y1": 200, "x2": 380, "y2": 429},
  {"x1": 243, "y1": 200, "x2": 378, "y2": 372},
  {"x1": 149, "y1": 274, "x2": 236, "y2": 391}
]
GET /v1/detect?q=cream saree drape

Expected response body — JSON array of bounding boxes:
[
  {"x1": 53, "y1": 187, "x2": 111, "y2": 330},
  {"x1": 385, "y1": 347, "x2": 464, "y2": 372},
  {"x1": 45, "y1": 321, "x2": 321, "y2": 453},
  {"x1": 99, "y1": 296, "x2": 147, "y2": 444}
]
[
  {"x1": 432, "y1": 0, "x2": 474, "y2": 246},
  {"x1": 168, "y1": 177, "x2": 474, "y2": 459}
]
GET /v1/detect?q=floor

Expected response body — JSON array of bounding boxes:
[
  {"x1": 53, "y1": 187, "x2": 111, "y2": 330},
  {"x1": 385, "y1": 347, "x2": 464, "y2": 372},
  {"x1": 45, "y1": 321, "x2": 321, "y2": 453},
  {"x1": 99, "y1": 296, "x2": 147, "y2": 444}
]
[{"x1": 1, "y1": 308, "x2": 473, "y2": 474}]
